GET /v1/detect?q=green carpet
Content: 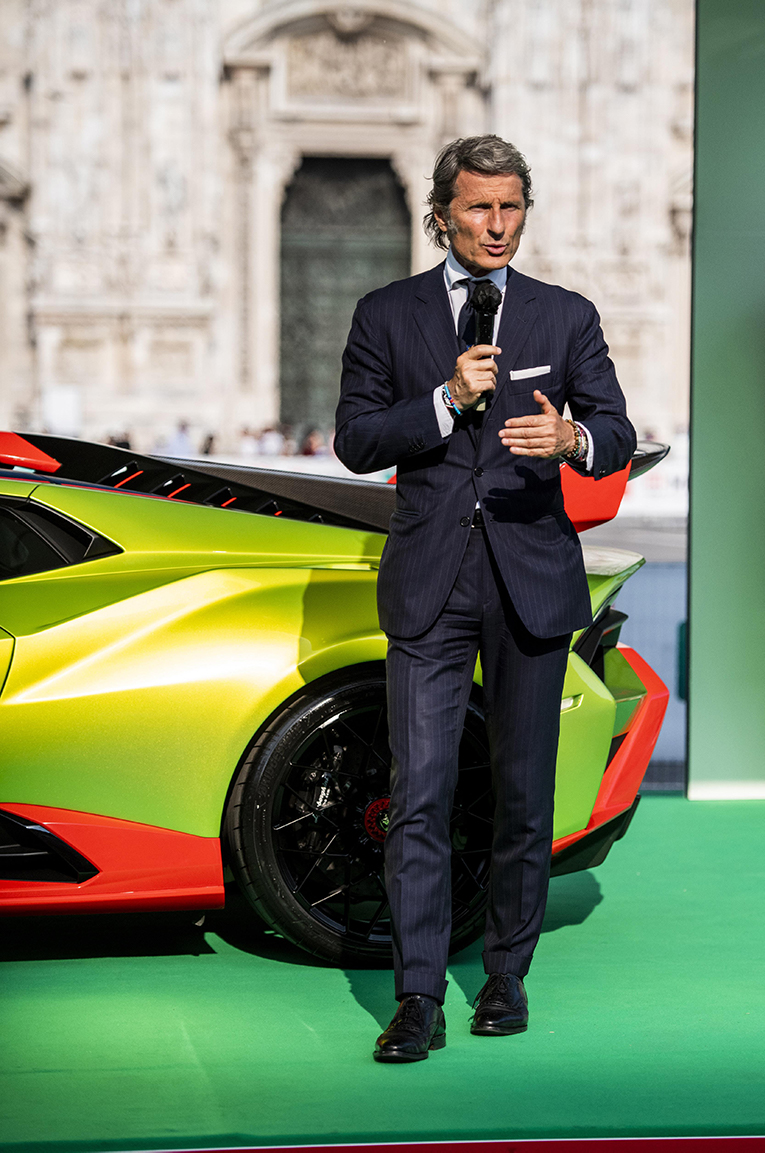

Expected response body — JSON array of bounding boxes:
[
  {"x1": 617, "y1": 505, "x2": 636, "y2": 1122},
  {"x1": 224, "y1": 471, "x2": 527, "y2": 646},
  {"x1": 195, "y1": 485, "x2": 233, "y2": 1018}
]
[{"x1": 1, "y1": 797, "x2": 764, "y2": 1152}]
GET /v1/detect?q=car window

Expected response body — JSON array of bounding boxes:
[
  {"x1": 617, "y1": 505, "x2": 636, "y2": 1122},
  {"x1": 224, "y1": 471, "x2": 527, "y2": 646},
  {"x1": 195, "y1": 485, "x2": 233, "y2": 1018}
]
[
  {"x1": 0, "y1": 499, "x2": 122, "y2": 580},
  {"x1": 0, "y1": 507, "x2": 68, "y2": 579}
]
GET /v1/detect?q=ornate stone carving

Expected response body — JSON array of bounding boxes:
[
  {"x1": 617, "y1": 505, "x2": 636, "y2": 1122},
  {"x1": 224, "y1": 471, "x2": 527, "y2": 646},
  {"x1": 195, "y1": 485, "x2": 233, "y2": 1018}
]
[
  {"x1": 326, "y1": 9, "x2": 374, "y2": 37},
  {"x1": 287, "y1": 29, "x2": 406, "y2": 101}
]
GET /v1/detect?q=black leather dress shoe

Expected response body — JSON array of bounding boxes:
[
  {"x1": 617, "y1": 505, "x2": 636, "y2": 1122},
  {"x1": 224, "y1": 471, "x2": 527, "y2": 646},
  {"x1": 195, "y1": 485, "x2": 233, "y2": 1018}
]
[
  {"x1": 470, "y1": 973, "x2": 528, "y2": 1036},
  {"x1": 374, "y1": 995, "x2": 446, "y2": 1062}
]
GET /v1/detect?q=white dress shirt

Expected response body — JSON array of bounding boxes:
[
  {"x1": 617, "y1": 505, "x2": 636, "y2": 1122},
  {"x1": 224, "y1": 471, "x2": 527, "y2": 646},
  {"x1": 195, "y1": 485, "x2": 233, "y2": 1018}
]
[{"x1": 432, "y1": 248, "x2": 594, "y2": 472}]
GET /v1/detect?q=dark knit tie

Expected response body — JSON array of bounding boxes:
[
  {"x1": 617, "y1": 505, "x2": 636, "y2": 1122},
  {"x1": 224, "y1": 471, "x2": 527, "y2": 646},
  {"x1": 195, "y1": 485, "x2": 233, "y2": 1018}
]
[
  {"x1": 456, "y1": 278, "x2": 495, "y2": 351},
  {"x1": 455, "y1": 279, "x2": 478, "y2": 351}
]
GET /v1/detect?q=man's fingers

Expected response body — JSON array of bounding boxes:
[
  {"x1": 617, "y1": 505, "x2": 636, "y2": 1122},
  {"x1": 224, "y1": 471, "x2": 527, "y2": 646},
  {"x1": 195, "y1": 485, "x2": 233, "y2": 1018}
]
[
  {"x1": 500, "y1": 426, "x2": 550, "y2": 439},
  {"x1": 500, "y1": 428, "x2": 550, "y2": 441},
  {"x1": 501, "y1": 433, "x2": 555, "y2": 445},
  {"x1": 465, "y1": 344, "x2": 501, "y2": 360},
  {"x1": 534, "y1": 389, "x2": 556, "y2": 413},
  {"x1": 461, "y1": 341, "x2": 503, "y2": 364},
  {"x1": 502, "y1": 441, "x2": 557, "y2": 453},
  {"x1": 504, "y1": 414, "x2": 550, "y2": 428},
  {"x1": 499, "y1": 421, "x2": 565, "y2": 458},
  {"x1": 499, "y1": 392, "x2": 566, "y2": 457}
]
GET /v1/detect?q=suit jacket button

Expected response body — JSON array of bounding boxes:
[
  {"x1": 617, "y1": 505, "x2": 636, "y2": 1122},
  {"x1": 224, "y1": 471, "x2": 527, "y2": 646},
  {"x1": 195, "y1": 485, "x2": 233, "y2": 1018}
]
[
  {"x1": 460, "y1": 516, "x2": 470, "y2": 527},
  {"x1": 474, "y1": 467, "x2": 483, "y2": 477}
]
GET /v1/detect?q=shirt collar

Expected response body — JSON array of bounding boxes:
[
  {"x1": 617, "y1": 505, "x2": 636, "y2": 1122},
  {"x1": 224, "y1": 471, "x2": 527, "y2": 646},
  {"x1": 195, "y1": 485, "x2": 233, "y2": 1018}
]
[{"x1": 444, "y1": 247, "x2": 509, "y2": 293}]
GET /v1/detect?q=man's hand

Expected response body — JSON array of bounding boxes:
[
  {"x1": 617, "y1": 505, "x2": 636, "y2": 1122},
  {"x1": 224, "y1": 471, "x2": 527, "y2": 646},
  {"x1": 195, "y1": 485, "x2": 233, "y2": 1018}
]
[
  {"x1": 447, "y1": 345, "x2": 501, "y2": 411},
  {"x1": 498, "y1": 389, "x2": 575, "y2": 458}
]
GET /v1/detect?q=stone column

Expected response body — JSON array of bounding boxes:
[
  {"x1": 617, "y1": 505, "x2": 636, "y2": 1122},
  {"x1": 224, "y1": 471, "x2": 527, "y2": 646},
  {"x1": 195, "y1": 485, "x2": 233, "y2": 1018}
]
[
  {"x1": 391, "y1": 149, "x2": 435, "y2": 275},
  {"x1": 249, "y1": 144, "x2": 301, "y2": 427},
  {"x1": 229, "y1": 63, "x2": 302, "y2": 432},
  {"x1": 0, "y1": 163, "x2": 32, "y2": 429},
  {"x1": 228, "y1": 66, "x2": 259, "y2": 399}
]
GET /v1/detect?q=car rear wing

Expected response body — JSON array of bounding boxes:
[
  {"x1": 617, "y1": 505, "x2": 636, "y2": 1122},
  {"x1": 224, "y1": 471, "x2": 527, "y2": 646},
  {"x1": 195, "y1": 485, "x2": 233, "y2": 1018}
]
[{"x1": 0, "y1": 432, "x2": 668, "y2": 535}]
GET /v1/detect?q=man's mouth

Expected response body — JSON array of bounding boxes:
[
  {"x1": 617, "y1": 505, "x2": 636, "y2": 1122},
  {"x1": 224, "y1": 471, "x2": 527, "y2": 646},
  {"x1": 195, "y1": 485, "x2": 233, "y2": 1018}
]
[{"x1": 484, "y1": 244, "x2": 507, "y2": 255}]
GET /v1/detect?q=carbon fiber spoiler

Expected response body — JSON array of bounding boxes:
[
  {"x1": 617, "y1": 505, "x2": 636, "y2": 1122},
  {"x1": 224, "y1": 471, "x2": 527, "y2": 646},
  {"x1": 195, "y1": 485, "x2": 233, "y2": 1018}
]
[{"x1": 1, "y1": 433, "x2": 668, "y2": 536}]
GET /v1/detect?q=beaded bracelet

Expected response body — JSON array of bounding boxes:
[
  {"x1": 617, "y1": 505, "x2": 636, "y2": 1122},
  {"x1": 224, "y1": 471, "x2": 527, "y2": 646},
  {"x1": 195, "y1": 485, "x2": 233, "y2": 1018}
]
[
  {"x1": 564, "y1": 419, "x2": 589, "y2": 463},
  {"x1": 442, "y1": 381, "x2": 461, "y2": 417}
]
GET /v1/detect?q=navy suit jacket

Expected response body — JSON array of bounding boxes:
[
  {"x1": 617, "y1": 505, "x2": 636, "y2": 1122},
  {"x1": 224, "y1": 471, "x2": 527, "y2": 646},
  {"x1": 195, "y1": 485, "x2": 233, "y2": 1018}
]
[{"x1": 334, "y1": 261, "x2": 636, "y2": 639}]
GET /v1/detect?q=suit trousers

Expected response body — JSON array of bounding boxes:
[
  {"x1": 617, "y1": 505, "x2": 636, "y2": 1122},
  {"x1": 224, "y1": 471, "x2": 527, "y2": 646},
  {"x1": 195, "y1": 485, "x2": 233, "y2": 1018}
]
[{"x1": 384, "y1": 524, "x2": 571, "y2": 1003}]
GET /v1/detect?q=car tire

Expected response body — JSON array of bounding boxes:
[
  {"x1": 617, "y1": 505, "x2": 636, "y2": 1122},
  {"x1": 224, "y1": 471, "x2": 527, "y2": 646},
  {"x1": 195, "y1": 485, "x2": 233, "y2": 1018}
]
[{"x1": 224, "y1": 664, "x2": 494, "y2": 964}]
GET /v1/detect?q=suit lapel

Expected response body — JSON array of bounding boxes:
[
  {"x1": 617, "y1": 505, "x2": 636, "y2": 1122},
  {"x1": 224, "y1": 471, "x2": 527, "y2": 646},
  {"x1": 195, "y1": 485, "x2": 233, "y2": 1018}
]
[{"x1": 413, "y1": 263, "x2": 459, "y2": 383}]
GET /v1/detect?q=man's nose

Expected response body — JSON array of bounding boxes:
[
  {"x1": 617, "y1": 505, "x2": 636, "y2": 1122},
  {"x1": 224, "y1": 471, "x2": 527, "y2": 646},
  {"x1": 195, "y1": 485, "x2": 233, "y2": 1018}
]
[{"x1": 487, "y1": 207, "x2": 505, "y2": 235}]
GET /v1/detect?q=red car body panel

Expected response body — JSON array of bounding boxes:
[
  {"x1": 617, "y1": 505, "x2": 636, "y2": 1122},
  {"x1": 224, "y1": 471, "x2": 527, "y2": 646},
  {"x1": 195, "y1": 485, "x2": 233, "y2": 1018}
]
[
  {"x1": 0, "y1": 804, "x2": 225, "y2": 915},
  {"x1": 552, "y1": 646, "x2": 670, "y2": 855}
]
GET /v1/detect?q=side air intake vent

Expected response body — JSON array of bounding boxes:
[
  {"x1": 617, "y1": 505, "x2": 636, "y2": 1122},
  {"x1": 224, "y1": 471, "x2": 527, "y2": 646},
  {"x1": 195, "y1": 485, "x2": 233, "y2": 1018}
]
[{"x1": 0, "y1": 809, "x2": 99, "y2": 883}]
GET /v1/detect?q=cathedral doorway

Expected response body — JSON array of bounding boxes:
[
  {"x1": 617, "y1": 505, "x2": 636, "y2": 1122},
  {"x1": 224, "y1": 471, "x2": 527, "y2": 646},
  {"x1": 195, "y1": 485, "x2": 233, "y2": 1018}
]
[{"x1": 279, "y1": 157, "x2": 411, "y2": 437}]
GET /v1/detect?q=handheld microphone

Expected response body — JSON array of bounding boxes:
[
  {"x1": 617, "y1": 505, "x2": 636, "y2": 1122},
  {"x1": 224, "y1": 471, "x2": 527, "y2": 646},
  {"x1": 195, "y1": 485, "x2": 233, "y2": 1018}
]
[{"x1": 471, "y1": 281, "x2": 502, "y2": 411}]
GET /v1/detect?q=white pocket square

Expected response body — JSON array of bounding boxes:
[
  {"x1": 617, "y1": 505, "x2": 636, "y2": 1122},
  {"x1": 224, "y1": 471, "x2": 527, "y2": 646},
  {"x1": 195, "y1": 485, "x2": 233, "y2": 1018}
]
[{"x1": 509, "y1": 365, "x2": 551, "y2": 380}]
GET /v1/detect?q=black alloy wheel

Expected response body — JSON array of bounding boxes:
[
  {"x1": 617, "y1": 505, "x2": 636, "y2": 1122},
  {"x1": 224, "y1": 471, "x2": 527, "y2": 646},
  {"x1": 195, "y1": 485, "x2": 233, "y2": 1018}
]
[{"x1": 224, "y1": 665, "x2": 494, "y2": 964}]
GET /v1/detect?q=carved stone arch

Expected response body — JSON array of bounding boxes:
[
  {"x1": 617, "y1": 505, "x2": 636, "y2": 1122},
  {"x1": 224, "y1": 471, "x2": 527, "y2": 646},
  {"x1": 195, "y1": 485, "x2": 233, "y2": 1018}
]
[
  {"x1": 221, "y1": 2, "x2": 488, "y2": 426},
  {"x1": 223, "y1": 1, "x2": 484, "y2": 68}
]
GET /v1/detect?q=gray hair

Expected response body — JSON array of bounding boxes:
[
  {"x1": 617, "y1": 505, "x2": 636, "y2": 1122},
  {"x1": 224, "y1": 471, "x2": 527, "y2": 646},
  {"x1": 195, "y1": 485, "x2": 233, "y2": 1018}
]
[{"x1": 423, "y1": 135, "x2": 534, "y2": 250}]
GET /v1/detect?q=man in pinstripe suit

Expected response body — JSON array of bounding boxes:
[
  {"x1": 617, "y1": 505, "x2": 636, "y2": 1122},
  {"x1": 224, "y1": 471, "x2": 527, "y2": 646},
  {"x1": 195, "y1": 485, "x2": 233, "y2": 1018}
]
[{"x1": 334, "y1": 136, "x2": 635, "y2": 1062}]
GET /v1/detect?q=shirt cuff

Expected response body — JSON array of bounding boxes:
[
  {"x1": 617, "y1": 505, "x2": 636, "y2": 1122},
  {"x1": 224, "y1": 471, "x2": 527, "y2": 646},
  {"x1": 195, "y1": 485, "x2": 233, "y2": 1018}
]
[
  {"x1": 578, "y1": 422, "x2": 595, "y2": 473},
  {"x1": 433, "y1": 384, "x2": 455, "y2": 438}
]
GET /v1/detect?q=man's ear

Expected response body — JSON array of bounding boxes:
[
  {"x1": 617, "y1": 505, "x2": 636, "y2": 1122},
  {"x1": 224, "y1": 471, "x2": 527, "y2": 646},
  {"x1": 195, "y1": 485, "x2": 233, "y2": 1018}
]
[{"x1": 433, "y1": 207, "x2": 449, "y2": 234}]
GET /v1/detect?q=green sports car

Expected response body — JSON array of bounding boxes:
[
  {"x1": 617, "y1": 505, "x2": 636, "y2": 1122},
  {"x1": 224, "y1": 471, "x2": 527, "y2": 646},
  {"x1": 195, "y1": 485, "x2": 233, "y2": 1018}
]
[{"x1": 0, "y1": 432, "x2": 668, "y2": 962}]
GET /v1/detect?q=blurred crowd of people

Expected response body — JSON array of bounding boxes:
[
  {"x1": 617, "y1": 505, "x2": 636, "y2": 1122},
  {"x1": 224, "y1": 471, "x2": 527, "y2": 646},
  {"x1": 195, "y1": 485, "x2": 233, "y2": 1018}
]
[{"x1": 106, "y1": 422, "x2": 334, "y2": 460}]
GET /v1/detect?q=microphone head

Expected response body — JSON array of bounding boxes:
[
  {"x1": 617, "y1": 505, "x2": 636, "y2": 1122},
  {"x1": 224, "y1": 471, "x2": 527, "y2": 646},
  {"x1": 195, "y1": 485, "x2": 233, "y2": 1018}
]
[
  {"x1": 471, "y1": 280, "x2": 502, "y2": 315},
  {"x1": 473, "y1": 280, "x2": 502, "y2": 346}
]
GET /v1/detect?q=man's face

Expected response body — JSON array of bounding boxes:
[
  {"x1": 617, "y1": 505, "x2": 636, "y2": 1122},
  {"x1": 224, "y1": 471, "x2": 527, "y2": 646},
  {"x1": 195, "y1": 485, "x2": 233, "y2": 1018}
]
[{"x1": 435, "y1": 169, "x2": 526, "y2": 276}]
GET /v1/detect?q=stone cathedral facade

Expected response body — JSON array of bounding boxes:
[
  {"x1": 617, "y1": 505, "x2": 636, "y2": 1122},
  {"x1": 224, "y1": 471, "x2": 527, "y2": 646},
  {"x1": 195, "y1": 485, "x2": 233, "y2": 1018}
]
[{"x1": 0, "y1": 0, "x2": 693, "y2": 453}]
